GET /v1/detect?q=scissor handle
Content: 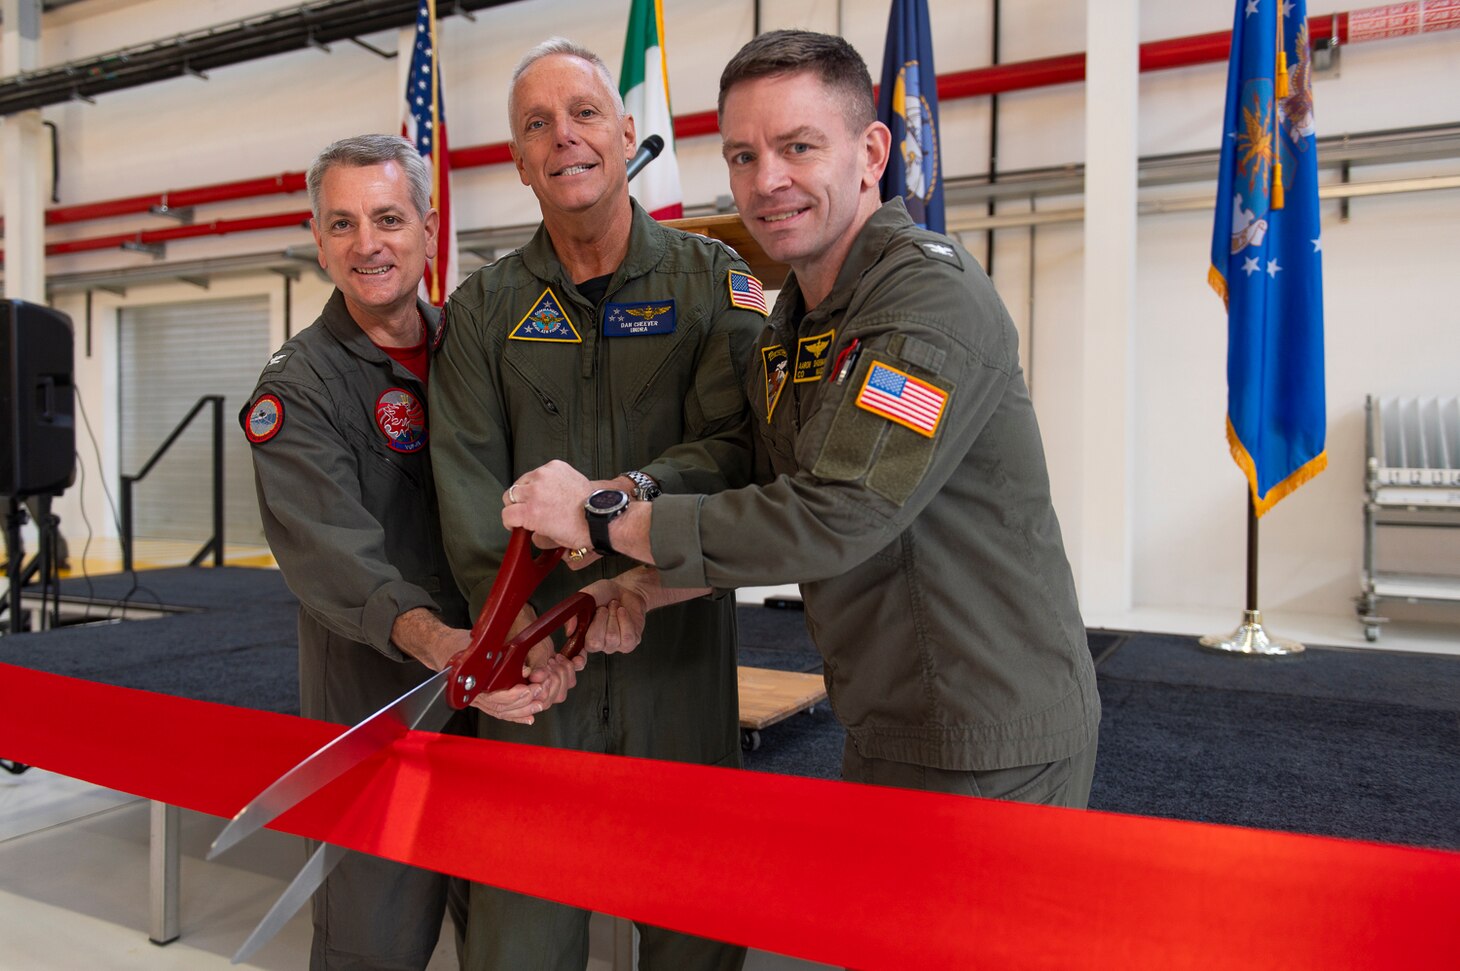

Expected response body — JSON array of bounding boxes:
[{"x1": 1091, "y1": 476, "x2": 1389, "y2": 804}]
[
  {"x1": 449, "y1": 592, "x2": 597, "y2": 706},
  {"x1": 445, "y1": 528, "x2": 576, "y2": 709}
]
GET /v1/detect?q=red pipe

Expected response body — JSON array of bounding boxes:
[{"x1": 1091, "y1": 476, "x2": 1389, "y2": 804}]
[
  {"x1": 0, "y1": 211, "x2": 311, "y2": 261},
  {"x1": 6, "y1": 4, "x2": 1449, "y2": 256},
  {"x1": 41, "y1": 173, "x2": 308, "y2": 227},
  {"x1": 448, "y1": 142, "x2": 513, "y2": 169}
]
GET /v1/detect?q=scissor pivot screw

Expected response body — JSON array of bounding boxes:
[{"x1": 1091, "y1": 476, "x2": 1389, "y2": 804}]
[{"x1": 462, "y1": 676, "x2": 476, "y2": 691}]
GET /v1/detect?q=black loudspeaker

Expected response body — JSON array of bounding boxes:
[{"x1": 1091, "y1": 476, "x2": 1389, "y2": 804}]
[{"x1": 1, "y1": 300, "x2": 76, "y2": 498}]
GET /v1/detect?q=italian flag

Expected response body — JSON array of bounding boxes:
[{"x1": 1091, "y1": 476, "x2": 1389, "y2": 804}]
[{"x1": 619, "y1": 0, "x2": 683, "y2": 220}]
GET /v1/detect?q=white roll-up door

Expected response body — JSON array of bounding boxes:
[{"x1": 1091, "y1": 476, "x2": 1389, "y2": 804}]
[{"x1": 118, "y1": 297, "x2": 269, "y2": 546}]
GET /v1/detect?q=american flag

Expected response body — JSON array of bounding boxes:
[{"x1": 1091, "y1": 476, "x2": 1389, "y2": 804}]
[
  {"x1": 728, "y1": 269, "x2": 768, "y2": 316},
  {"x1": 856, "y1": 361, "x2": 948, "y2": 437},
  {"x1": 403, "y1": 0, "x2": 455, "y2": 306}
]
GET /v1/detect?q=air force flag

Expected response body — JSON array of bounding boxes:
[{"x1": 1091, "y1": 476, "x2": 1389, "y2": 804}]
[{"x1": 1209, "y1": 0, "x2": 1326, "y2": 516}]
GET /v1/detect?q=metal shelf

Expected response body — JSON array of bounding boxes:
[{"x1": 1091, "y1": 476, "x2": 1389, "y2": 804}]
[{"x1": 1359, "y1": 394, "x2": 1460, "y2": 641}]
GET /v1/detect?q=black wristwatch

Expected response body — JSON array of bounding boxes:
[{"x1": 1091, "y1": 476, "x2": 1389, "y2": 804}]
[
  {"x1": 584, "y1": 489, "x2": 631, "y2": 556},
  {"x1": 621, "y1": 470, "x2": 661, "y2": 502}
]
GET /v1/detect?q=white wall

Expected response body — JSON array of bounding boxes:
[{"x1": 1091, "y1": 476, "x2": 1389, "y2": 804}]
[{"x1": 2, "y1": 0, "x2": 1457, "y2": 629}]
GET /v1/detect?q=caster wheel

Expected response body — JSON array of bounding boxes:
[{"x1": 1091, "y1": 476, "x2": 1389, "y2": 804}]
[
  {"x1": 740, "y1": 729, "x2": 761, "y2": 752},
  {"x1": 1364, "y1": 625, "x2": 1379, "y2": 643}
]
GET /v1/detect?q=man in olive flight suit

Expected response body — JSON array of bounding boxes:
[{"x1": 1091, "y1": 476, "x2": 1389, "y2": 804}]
[
  {"x1": 429, "y1": 39, "x2": 763, "y2": 971},
  {"x1": 243, "y1": 134, "x2": 574, "y2": 971},
  {"x1": 503, "y1": 32, "x2": 1100, "y2": 809}
]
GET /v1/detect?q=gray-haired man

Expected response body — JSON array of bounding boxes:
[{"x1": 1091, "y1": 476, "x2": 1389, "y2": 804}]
[
  {"x1": 430, "y1": 39, "x2": 762, "y2": 971},
  {"x1": 241, "y1": 134, "x2": 576, "y2": 970}
]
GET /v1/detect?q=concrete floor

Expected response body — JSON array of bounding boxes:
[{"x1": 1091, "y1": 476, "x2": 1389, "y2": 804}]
[{"x1": 0, "y1": 768, "x2": 832, "y2": 970}]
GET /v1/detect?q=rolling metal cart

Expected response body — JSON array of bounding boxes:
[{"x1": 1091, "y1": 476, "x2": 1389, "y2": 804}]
[{"x1": 1358, "y1": 395, "x2": 1460, "y2": 641}]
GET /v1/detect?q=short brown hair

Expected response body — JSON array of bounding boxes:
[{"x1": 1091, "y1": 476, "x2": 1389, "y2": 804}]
[{"x1": 717, "y1": 30, "x2": 876, "y2": 132}]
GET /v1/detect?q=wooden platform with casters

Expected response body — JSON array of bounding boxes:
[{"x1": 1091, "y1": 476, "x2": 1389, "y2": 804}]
[{"x1": 736, "y1": 666, "x2": 826, "y2": 750}]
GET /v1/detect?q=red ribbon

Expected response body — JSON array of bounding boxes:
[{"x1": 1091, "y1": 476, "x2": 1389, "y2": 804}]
[{"x1": 3, "y1": 661, "x2": 1457, "y2": 969}]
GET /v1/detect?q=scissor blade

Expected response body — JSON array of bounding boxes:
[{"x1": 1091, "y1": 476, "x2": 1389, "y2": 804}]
[
  {"x1": 208, "y1": 669, "x2": 450, "y2": 860},
  {"x1": 230, "y1": 840, "x2": 346, "y2": 964}
]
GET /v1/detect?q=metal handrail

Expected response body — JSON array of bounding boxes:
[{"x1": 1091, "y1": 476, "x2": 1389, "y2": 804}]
[{"x1": 119, "y1": 395, "x2": 225, "y2": 572}]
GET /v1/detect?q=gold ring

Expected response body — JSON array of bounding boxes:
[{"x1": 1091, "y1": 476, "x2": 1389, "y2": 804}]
[{"x1": 566, "y1": 547, "x2": 591, "y2": 562}]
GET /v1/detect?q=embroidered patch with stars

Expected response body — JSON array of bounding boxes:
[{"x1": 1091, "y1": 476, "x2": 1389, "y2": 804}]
[
  {"x1": 375, "y1": 388, "x2": 427, "y2": 453},
  {"x1": 761, "y1": 344, "x2": 789, "y2": 421},
  {"x1": 604, "y1": 300, "x2": 676, "y2": 337},
  {"x1": 794, "y1": 328, "x2": 835, "y2": 384},
  {"x1": 509, "y1": 288, "x2": 582, "y2": 342},
  {"x1": 245, "y1": 394, "x2": 284, "y2": 444}
]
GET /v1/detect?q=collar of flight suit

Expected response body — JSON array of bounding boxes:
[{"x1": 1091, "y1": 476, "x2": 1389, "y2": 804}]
[
  {"x1": 320, "y1": 288, "x2": 443, "y2": 366},
  {"x1": 774, "y1": 197, "x2": 912, "y2": 341},
  {"x1": 517, "y1": 198, "x2": 667, "y2": 301}
]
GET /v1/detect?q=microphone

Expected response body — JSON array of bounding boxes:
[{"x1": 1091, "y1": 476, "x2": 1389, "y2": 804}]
[{"x1": 626, "y1": 134, "x2": 665, "y2": 182}]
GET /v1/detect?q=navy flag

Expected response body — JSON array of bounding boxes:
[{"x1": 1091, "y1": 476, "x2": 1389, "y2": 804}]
[
  {"x1": 1209, "y1": 0, "x2": 1326, "y2": 516},
  {"x1": 876, "y1": 0, "x2": 944, "y2": 233}
]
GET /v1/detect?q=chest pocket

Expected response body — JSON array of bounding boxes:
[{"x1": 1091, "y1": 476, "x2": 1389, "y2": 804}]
[
  {"x1": 620, "y1": 307, "x2": 701, "y2": 458},
  {"x1": 501, "y1": 352, "x2": 569, "y2": 470},
  {"x1": 341, "y1": 402, "x2": 423, "y2": 490}
]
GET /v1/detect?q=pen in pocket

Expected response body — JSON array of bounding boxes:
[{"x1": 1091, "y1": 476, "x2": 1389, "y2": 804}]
[{"x1": 833, "y1": 338, "x2": 862, "y2": 385}]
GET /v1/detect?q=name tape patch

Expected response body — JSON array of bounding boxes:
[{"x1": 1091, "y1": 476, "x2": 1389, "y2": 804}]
[
  {"x1": 604, "y1": 300, "x2": 676, "y2": 337},
  {"x1": 794, "y1": 329, "x2": 835, "y2": 384}
]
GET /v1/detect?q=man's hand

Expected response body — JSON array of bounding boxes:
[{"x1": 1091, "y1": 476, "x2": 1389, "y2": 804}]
[
  {"x1": 575, "y1": 576, "x2": 650, "y2": 654},
  {"x1": 502, "y1": 459, "x2": 594, "y2": 550}
]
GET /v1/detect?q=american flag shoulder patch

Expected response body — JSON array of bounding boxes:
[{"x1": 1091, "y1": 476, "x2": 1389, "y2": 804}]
[
  {"x1": 855, "y1": 360, "x2": 950, "y2": 438},
  {"x1": 728, "y1": 269, "x2": 769, "y2": 316}
]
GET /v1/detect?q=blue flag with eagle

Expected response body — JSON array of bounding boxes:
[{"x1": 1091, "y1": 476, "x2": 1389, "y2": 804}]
[
  {"x1": 1209, "y1": 0, "x2": 1326, "y2": 516},
  {"x1": 877, "y1": 0, "x2": 943, "y2": 233}
]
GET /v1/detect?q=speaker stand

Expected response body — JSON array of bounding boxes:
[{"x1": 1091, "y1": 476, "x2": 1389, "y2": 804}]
[
  {"x1": 3, "y1": 498, "x2": 29, "y2": 635},
  {"x1": 1, "y1": 496, "x2": 61, "y2": 635},
  {"x1": 3, "y1": 498, "x2": 40, "y2": 773}
]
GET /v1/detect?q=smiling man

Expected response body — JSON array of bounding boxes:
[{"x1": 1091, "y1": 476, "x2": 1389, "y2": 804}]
[
  {"x1": 504, "y1": 31, "x2": 1101, "y2": 813},
  {"x1": 428, "y1": 38, "x2": 762, "y2": 971},
  {"x1": 241, "y1": 134, "x2": 577, "y2": 971}
]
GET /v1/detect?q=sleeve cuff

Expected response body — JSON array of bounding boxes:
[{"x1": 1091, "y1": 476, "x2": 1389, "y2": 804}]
[
  {"x1": 638, "y1": 462, "x2": 683, "y2": 497},
  {"x1": 363, "y1": 581, "x2": 440, "y2": 659},
  {"x1": 648, "y1": 493, "x2": 710, "y2": 588}
]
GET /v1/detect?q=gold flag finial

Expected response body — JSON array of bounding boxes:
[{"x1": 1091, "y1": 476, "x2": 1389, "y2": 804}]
[{"x1": 1276, "y1": 1, "x2": 1290, "y2": 97}]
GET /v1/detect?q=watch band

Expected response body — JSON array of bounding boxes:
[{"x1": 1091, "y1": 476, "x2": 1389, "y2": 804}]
[
  {"x1": 584, "y1": 489, "x2": 631, "y2": 556},
  {"x1": 587, "y1": 511, "x2": 618, "y2": 556},
  {"x1": 621, "y1": 470, "x2": 661, "y2": 502}
]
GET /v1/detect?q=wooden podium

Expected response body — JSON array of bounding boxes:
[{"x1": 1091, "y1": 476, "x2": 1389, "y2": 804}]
[{"x1": 665, "y1": 212, "x2": 788, "y2": 290}]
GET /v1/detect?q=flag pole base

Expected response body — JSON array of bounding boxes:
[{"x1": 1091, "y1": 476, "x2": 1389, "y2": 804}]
[{"x1": 1199, "y1": 610, "x2": 1305, "y2": 656}]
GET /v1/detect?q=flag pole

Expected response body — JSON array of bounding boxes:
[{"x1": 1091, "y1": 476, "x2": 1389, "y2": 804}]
[{"x1": 1199, "y1": 492, "x2": 1304, "y2": 656}]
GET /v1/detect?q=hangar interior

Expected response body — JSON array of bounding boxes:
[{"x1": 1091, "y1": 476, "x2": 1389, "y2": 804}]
[{"x1": 1, "y1": 0, "x2": 1457, "y2": 968}]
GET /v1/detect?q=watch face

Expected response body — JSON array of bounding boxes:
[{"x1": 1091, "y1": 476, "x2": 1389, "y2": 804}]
[{"x1": 586, "y1": 489, "x2": 630, "y2": 514}]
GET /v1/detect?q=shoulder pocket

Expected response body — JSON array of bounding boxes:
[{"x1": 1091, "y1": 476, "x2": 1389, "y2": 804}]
[
  {"x1": 810, "y1": 351, "x2": 954, "y2": 506},
  {"x1": 688, "y1": 330, "x2": 747, "y2": 426}
]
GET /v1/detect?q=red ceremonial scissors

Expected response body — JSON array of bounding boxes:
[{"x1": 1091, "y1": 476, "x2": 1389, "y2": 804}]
[{"x1": 209, "y1": 528, "x2": 593, "y2": 962}]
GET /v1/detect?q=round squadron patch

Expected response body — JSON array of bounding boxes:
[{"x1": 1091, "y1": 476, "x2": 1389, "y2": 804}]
[
  {"x1": 375, "y1": 388, "x2": 427, "y2": 453},
  {"x1": 244, "y1": 394, "x2": 284, "y2": 444}
]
